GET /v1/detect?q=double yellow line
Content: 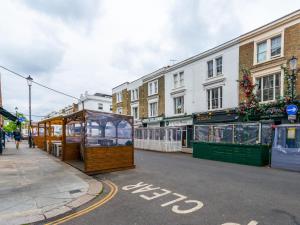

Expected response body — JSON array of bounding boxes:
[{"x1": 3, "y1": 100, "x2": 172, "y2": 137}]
[{"x1": 45, "y1": 180, "x2": 118, "y2": 225}]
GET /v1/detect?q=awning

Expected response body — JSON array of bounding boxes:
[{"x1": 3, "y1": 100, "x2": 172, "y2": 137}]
[{"x1": 0, "y1": 107, "x2": 18, "y2": 122}]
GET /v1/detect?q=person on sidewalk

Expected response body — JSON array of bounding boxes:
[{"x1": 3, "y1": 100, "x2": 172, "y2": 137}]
[
  {"x1": 13, "y1": 129, "x2": 21, "y2": 149},
  {"x1": 1, "y1": 125, "x2": 6, "y2": 149}
]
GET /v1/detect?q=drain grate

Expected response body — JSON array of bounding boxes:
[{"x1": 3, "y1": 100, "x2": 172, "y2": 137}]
[{"x1": 69, "y1": 189, "x2": 82, "y2": 194}]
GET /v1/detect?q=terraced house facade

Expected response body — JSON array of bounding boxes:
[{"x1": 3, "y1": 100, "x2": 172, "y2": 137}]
[
  {"x1": 239, "y1": 10, "x2": 300, "y2": 123},
  {"x1": 112, "y1": 10, "x2": 300, "y2": 147}
]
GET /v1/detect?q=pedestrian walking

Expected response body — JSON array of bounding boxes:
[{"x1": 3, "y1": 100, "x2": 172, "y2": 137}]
[
  {"x1": 1, "y1": 125, "x2": 6, "y2": 149},
  {"x1": 13, "y1": 129, "x2": 21, "y2": 149}
]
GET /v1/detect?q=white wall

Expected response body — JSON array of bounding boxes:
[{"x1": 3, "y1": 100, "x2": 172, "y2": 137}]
[
  {"x1": 165, "y1": 44, "x2": 239, "y2": 117},
  {"x1": 78, "y1": 98, "x2": 112, "y2": 112}
]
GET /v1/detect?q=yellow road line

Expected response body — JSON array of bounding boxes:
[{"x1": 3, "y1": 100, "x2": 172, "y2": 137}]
[{"x1": 45, "y1": 180, "x2": 118, "y2": 225}]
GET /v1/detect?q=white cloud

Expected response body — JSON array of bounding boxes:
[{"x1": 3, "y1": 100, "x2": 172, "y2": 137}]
[{"x1": 1, "y1": 0, "x2": 299, "y2": 120}]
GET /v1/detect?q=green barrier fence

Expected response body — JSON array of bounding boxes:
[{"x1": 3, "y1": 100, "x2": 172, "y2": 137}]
[{"x1": 193, "y1": 142, "x2": 270, "y2": 166}]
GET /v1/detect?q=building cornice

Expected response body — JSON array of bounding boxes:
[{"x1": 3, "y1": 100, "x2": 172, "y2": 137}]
[{"x1": 239, "y1": 10, "x2": 300, "y2": 43}]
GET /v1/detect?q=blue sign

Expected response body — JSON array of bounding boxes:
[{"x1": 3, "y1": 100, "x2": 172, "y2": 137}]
[
  {"x1": 286, "y1": 104, "x2": 298, "y2": 115},
  {"x1": 18, "y1": 117, "x2": 26, "y2": 123}
]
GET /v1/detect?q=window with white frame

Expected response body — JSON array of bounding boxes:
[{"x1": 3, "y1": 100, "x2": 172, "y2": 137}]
[
  {"x1": 116, "y1": 92, "x2": 122, "y2": 103},
  {"x1": 256, "y1": 34, "x2": 282, "y2": 63},
  {"x1": 179, "y1": 71, "x2": 184, "y2": 86},
  {"x1": 132, "y1": 106, "x2": 138, "y2": 119},
  {"x1": 207, "y1": 60, "x2": 213, "y2": 78},
  {"x1": 216, "y1": 57, "x2": 222, "y2": 75},
  {"x1": 256, "y1": 72, "x2": 281, "y2": 102},
  {"x1": 207, "y1": 87, "x2": 222, "y2": 110},
  {"x1": 110, "y1": 105, "x2": 112, "y2": 111},
  {"x1": 117, "y1": 107, "x2": 122, "y2": 114},
  {"x1": 98, "y1": 103, "x2": 103, "y2": 110},
  {"x1": 173, "y1": 74, "x2": 178, "y2": 88},
  {"x1": 148, "y1": 80, "x2": 158, "y2": 96},
  {"x1": 257, "y1": 41, "x2": 267, "y2": 63},
  {"x1": 131, "y1": 89, "x2": 139, "y2": 101},
  {"x1": 173, "y1": 72, "x2": 184, "y2": 88},
  {"x1": 174, "y1": 96, "x2": 184, "y2": 114},
  {"x1": 271, "y1": 35, "x2": 281, "y2": 57},
  {"x1": 149, "y1": 102, "x2": 158, "y2": 117}
]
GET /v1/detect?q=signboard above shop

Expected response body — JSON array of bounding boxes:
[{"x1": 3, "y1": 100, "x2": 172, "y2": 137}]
[
  {"x1": 193, "y1": 109, "x2": 239, "y2": 124},
  {"x1": 142, "y1": 116, "x2": 164, "y2": 123}
]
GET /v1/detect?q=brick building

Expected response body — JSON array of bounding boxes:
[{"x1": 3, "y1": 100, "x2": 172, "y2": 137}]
[{"x1": 239, "y1": 10, "x2": 300, "y2": 111}]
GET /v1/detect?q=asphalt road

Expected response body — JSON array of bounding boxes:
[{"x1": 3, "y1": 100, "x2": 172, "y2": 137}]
[{"x1": 46, "y1": 150, "x2": 300, "y2": 225}]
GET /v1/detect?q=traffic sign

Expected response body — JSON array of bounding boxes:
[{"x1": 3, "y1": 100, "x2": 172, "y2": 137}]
[
  {"x1": 18, "y1": 117, "x2": 26, "y2": 123},
  {"x1": 286, "y1": 104, "x2": 298, "y2": 115}
]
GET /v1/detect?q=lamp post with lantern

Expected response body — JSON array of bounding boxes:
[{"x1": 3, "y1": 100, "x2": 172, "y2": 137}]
[{"x1": 26, "y1": 75, "x2": 33, "y2": 148}]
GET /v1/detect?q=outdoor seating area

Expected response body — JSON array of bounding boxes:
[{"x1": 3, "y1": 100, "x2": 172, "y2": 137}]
[
  {"x1": 192, "y1": 122, "x2": 273, "y2": 166},
  {"x1": 34, "y1": 110, "x2": 135, "y2": 174},
  {"x1": 34, "y1": 116, "x2": 63, "y2": 156},
  {"x1": 62, "y1": 110, "x2": 135, "y2": 174},
  {"x1": 134, "y1": 127, "x2": 183, "y2": 152}
]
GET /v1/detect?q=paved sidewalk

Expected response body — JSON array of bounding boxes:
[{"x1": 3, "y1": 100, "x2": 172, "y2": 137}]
[{"x1": 0, "y1": 142, "x2": 102, "y2": 225}]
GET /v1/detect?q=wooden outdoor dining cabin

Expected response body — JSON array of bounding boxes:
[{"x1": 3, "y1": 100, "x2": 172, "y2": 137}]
[
  {"x1": 35, "y1": 116, "x2": 63, "y2": 155},
  {"x1": 62, "y1": 110, "x2": 135, "y2": 174}
]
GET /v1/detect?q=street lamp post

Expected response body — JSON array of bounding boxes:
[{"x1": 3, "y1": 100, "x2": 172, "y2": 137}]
[
  {"x1": 26, "y1": 76, "x2": 33, "y2": 148},
  {"x1": 15, "y1": 106, "x2": 18, "y2": 118},
  {"x1": 289, "y1": 56, "x2": 298, "y2": 102}
]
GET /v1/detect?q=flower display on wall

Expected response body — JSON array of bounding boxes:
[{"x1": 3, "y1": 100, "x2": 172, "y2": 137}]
[{"x1": 237, "y1": 64, "x2": 299, "y2": 121}]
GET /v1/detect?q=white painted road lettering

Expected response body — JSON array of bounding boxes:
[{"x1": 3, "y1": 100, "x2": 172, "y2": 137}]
[
  {"x1": 222, "y1": 221, "x2": 258, "y2": 225},
  {"x1": 161, "y1": 193, "x2": 187, "y2": 207},
  {"x1": 172, "y1": 199, "x2": 204, "y2": 214},
  {"x1": 122, "y1": 182, "x2": 203, "y2": 214},
  {"x1": 122, "y1": 182, "x2": 149, "y2": 190},
  {"x1": 131, "y1": 185, "x2": 160, "y2": 194},
  {"x1": 140, "y1": 188, "x2": 171, "y2": 200},
  {"x1": 122, "y1": 181, "x2": 259, "y2": 224}
]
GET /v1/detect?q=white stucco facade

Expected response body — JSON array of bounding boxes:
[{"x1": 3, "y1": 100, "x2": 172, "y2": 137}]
[
  {"x1": 78, "y1": 92, "x2": 112, "y2": 112},
  {"x1": 164, "y1": 42, "x2": 240, "y2": 122}
]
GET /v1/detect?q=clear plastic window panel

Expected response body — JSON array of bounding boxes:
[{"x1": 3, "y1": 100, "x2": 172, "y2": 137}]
[
  {"x1": 261, "y1": 123, "x2": 273, "y2": 145},
  {"x1": 52, "y1": 125, "x2": 62, "y2": 137},
  {"x1": 160, "y1": 129, "x2": 166, "y2": 141},
  {"x1": 234, "y1": 124, "x2": 259, "y2": 145},
  {"x1": 85, "y1": 111, "x2": 133, "y2": 147},
  {"x1": 39, "y1": 127, "x2": 44, "y2": 136},
  {"x1": 194, "y1": 126, "x2": 211, "y2": 142},
  {"x1": 275, "y1": 127, "x2": 300, "y2": 148},
  {"x1": 155, "y1": 129, "x2": 160, "y2": 140},
  {"x1": 66, "y1": 122, "x2": 84, "y2": 143},
  {"x1": 212, "y1": 125, "x2": 233, "y2": 143}
]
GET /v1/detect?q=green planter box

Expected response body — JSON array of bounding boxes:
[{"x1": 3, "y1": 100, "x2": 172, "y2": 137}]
[{"x1": 193, "y1": 142, "x2": 270, "y2": 166}]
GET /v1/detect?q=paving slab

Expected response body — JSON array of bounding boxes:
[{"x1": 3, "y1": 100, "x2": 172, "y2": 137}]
[{"x1": 0, "y1": 142, "x2": 103, "y2": 225}]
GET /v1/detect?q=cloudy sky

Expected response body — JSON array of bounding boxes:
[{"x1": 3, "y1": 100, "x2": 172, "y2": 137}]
[{"x1": 1, "y1": 0, "x2": 300, "y2": 120}]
